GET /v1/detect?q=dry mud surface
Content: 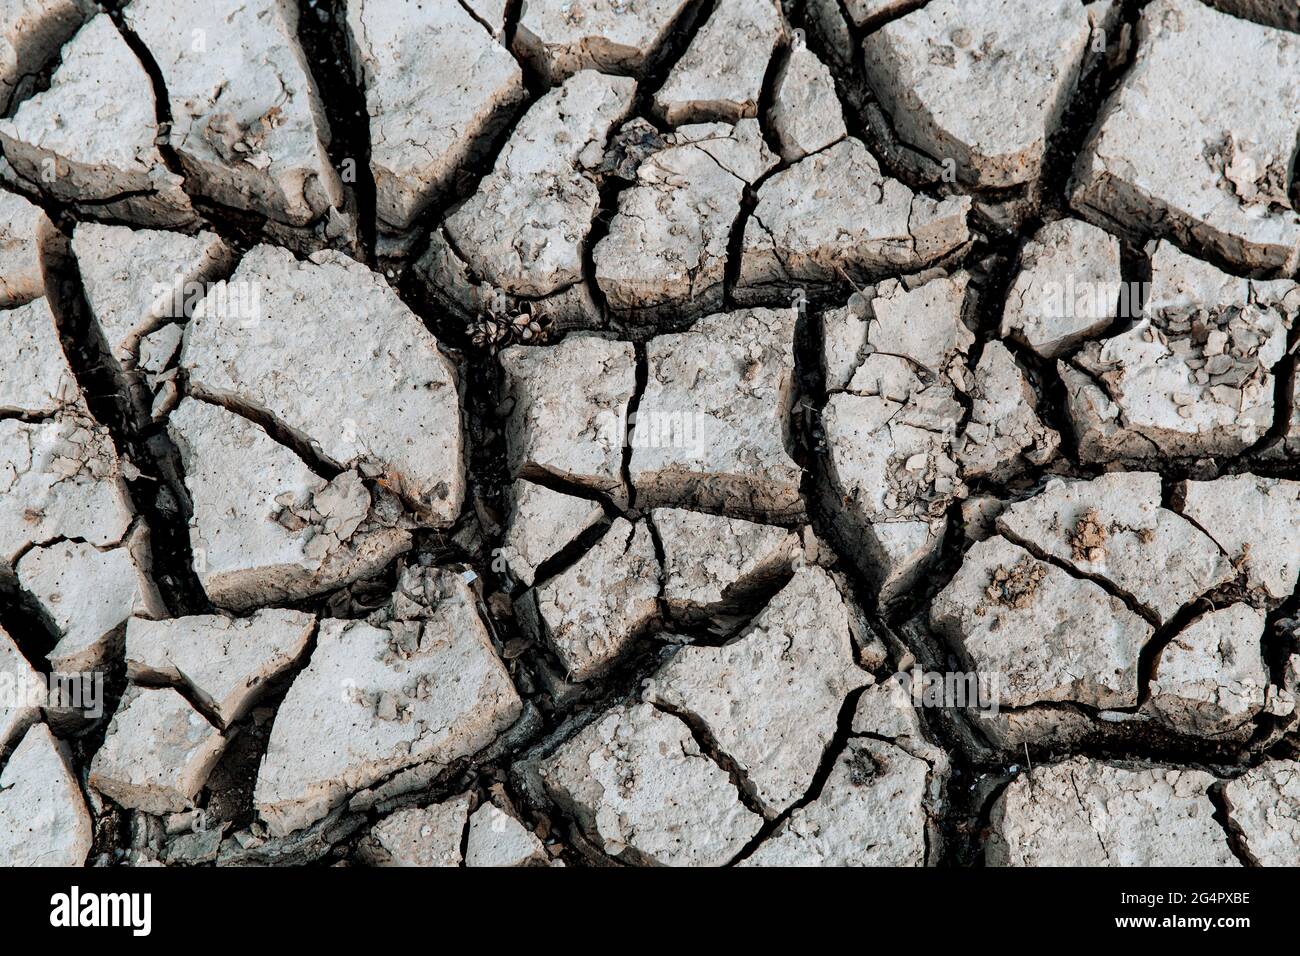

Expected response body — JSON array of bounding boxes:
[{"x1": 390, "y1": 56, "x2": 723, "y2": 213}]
[{"x1": 0, "y1": 0, "x2": 1298, "y2": 868}]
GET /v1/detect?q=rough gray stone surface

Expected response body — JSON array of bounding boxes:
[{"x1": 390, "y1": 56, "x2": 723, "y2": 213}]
[
  {"x1": 168, "y1": 398, "x2": 411, "y2": 611},
  {"x1": 0, "y1": 722, "x2": 92, "y2": 866},
  {"x1": 1147, "y1": 604, "x2": 1268, "y2": 738},
  {"x1": 594, "y1": 121, "x2": 776, "y2": 322},
  {"x1": 1071, "y1": 0, "x2": 1300, "y2": 272},
  {"x1": 0, "y1": 185, "x2": 53, "y2": 307},
  {"x1": 863, "y1": 0, "x2": 1096, "y2": 188},
  {"x1": 1000, "y1": 218, "x2": 1121, "y2": 359},
  {"x1": 1177, "y1": 474, "x2": 1300, "y2": 604},
  {"x1": 357, "y1": 793, "x2": 470, "y2": 867},
  {"x1": 995, "y1": 472, "x2": 1233, "y2": 624},
  {"x1": 1221, "y1": 761, "x2": 1300, "y2": 866},
  {"x1": 820, "y1": 275, "x2": 972, "y2": 605},
  {"x1": 653, "y1": 0, "x2": 785, "y2": 127},
  {"x1": 519, "y1": 517, "x2": 660, "y2": 681},
  {"x1": 500, "y1": 335, "x2": 635, "y2": 506},
  {"x1": 499, "y1": 479, "x2": 607, "y2": 587},
  {"x1": 538, "y1": 702, "x2": 762, "y2": 866},
  {"x1": 125, "y1": 609, "x2": 315, "y2": 729},
  {"x1": 88, "y1": 686, "x2": 226, "y2": 815},
  {"x1": 987, "y1": 758, "x2": 1239, "y2": 866},
  {"x1": 644, "y1": 566, "x2": 869, "y2": 816},
  {"x1": 652, "y1": 507, "x2": 799, "y2": 617},
  {"x1": 182, "y1": 245, "x2": 464, "y2": 523},
  {"x1": 343, "y1": 0, "x2": 524, "y2": 232},
  {"x1": 736, "y1": 138, "x2": 970, "y2": 301},
  {"x1": 769, "y1": 43, "x2": 847, "y2": 163},
  {"x1": 5, "y1": 0, "x2": 1296, "y2": 871},
  {"x1": 432, "y1": 71, "x2": 635, "y2": 309},
  {"x1": 465, "y1": 799, "x2": 548, "y2": 867},
  {"x1": 931, "y1": 535, "x2": 1152, "y2": 711},
  {"x1": 0, "y1": 13, "x2": 193, "y2": 226},
  {"x1": 255, "y1": 567, "x2": 521, "y2": 835},
  {"x1": 124, "y1": 0, "x2": 344, "y2": 229},
  {"x1": 631, "y1": 307, "x2": 803, "y2": 521},
  {"x1": 1062, "y1": 242, "x2": 1296, "y2": 461},
  {"x1": 958, "y1": 341, "x2": 1059, "y2": 481},
  {"x1": 0, "y1": 626, "x2": 42, "y2": 754},
  {"x1": 20, "y1": 526, "x2": 165, "y2": 673}
]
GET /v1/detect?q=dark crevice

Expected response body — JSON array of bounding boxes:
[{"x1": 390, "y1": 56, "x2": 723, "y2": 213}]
[
  {"x1": 40, "y1": 231, "x2": 211, "y2": 617},
  {"x1": 0, "y1": 579, "x2": 61, "y2": 675},
  {"x1": 295, "y1": 0, "x2": 376, "y2": 261},
  {"x1": 103, "y1": 6, "x2": 185, "y2": 185},
  {"x1": 183, "y1": 388, "x2": 342, "y2": 482},
  {"x1": 621, "y1": 342, "x2": 649, "y2": 511},
  {"x1": 1207, "y1": 781, "x2": 1259, "y2": 867},
  {"x1": 648, "y1": 698, "x2": 771, "y2": 824},
  {"x1": 724, "y1": 684, "x2": 867, "y2": 864},
  {"x1": 525, "y1": 518, "x2": 615, "y2": 592}
]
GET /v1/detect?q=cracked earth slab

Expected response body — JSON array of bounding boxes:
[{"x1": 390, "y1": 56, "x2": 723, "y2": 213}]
[{"x1": 4, "y1": 0, "x2": 1300, "y2": 871}]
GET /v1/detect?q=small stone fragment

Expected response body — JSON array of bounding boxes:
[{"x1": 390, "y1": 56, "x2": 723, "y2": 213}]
[
  {"x1": 651, "y1": 507, "x2": 799, "y2": 617},
  {"x1": 343, "y1": 0, "x2": 525, "y2": 232},
  {"x1": 465, "y1": 799, "x2": 548, "y2": 867},
  {"x1": 1178, "y1": 474, "x2": 1300, "y2": 603},
  {"x1": 0, "y1": 412, "x2": 133, "y2": 566},
  {"x1": 539, "y1": 702, "x2": 762, "y2": 866},
  {"x1": 863, "y1": 0, "x2": 1096, "y2": 188},
  {"x1": 0, "y1": 722, "x2": 92, "y2": 866},
  {"x1": 653, "y1": 0, "x2": 785, "y2": 126},
  {"x1": 1070, "y1": 0, "x2": 1300, "y2": 272},
  {"x1": 500, "y1": 336, "x2": 635, "y2": 506},
  {"x1": 0, "y1": 626, "x2": 42, "y2": 754},
  {"x1": 124, "y1": 0, "x2": 344, "y2": 228},
  {"x1": 182, "y1": 245, "x2": 464, "y2": 522},
  {"x1": 72, "y1": 223, "x2": 232, "y2": 365},
  {"x1": 986, "y1": 757, "x2": 1238, "y2": 866},
  {"x1": 499, "y1": 479, "x2": 606, "y2": 587},
  {"x1": 520, "y1": 517, "x2": 660, "y2": 682},
  {"x1": 432, "y1": 71, "x2": 635, "y2": 310},
  {"x1": 18, "y1": 525, "x2": 165, "y2": 672},
  {"x1": 125, "y1": 609, "x2": 315, "y2": 729},
  {"x1": 768, "y1": 43, "x2": 847, "y2": 163},
  {"x1": 357, "y1": 793, "x2": 471, "y2": 867},
  {"x1": 644, "y1": 566, "x2": 869, "y2": 816},
  {"x1": 820, "y1": 275, "x2": 972, "y2": 604},
  {"x1": 999, "y1": 218, "x2": 1122, "y2": 359},
  {"x1": 630, "y1": 308, "x2": 803, "y2": 521},
  {"x1": 88, "y1": 686, "x2": 226, "y2": 815},
  {"x1": 1062, "y1": 242, "x2": 1295, "y2": 460},
  {"x1": 594, "y1": 120, "x2": 777, "y2": 322},
  {"x1": 1147, "y1": 604, "x2": 1268, "y2": 737},
  {"x1": 1, "y1": 295, "x2": 78, "y2": 417},
  {"x1": 1221, "y1": 761, "x2": 1300, "y2": 867},
  {"x1": 168, "y1": 398, "x2": 411, "y2": 611},
  {"x1": 741, "y1": 738, "x2": 931, "y2": 866},
  {"x1": 0, "y1": 190, "x2": 54, "y2": 307},
  {"x1": 958, "y1": 341, "x2": 1059, "y2": 480}
]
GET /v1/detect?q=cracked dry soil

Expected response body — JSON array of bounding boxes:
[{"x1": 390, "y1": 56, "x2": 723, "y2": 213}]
[{"x1": 0, "y1": 0, "x2": 1298, "y2": 869}]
